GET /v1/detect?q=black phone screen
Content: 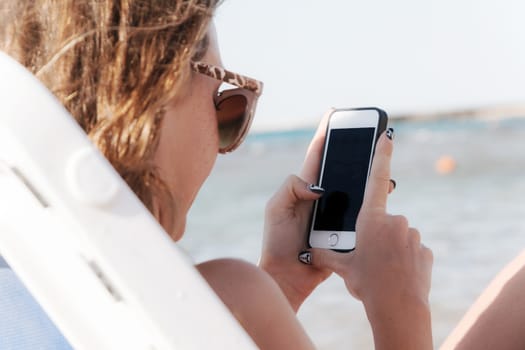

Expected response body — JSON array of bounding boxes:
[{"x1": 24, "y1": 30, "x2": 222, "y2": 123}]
[{"x1": 313, "y1": 127, "x2": 375, "y2": 232}]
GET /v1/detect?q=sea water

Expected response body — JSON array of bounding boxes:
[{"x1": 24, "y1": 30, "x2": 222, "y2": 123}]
[{"x1": 182, "y1": 117, "x2": 525, "y2": 349}]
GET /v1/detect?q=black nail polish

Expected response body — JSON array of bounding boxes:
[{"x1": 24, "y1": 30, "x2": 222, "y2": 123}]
[
  {"x1": 386, "y1": 128, "x2": 394, "y2": 140},
  {"x1": 298, "y1": 251, "x2": 312, "y2": 265},
  {"x1": 308, "y1": 184, "x2": 325, "y2": 195},
  {"x1": 390, "y1": 179, "x2": 397, "y2": 189}
]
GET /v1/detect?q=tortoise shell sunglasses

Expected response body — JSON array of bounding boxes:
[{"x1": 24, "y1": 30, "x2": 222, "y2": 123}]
[{"x1": 191, "y1": 61, "x2": 263, "y2": 153}]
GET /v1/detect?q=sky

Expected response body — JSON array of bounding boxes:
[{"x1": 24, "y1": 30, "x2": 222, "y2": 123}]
[{"x1": 214, "y1": 0, "x2": 525, "y2": 131}]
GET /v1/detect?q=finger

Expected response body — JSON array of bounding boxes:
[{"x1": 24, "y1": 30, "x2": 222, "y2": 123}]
[
  {"x1": 266, "y1": 175, "x2": 323, "y2": 215},
  {"x1": 408, "y1": 227, "x2": 421, "y2": 247},
  {"x1": 361, "y1": 129, "x2": 394, "y2": 213},
  {"x1": 391, "y1": 214, "x2": 409, "y2": 232},
  {"x1": 299, "y1": 248, "x2": 353, "y2": 273},
  {"x1": 300, "y1": 108, "x2": 334, "y2": 183},
  {"x1": 388, "y1": 179, "x2": 396, "y2": 194},
  {"x1": 422, "y1": 244, "x2": 434, "y2": 265}
]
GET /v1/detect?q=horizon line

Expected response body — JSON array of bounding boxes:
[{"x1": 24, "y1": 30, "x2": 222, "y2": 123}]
[{"x1": 251, "y1": 102, "x2": 525, "y2": 134}]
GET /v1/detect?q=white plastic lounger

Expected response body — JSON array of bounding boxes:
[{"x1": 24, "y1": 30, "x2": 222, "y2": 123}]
[{"x1": 0, "y1": 51, "x2": 256, "y2": 349}]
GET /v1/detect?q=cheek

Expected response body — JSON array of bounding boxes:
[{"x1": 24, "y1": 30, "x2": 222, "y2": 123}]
[
  {"x1": 155, "y1": 87, "x2": 219, "y2": 206},
  {"x1": 184, "y1": 88, "x2": 220, "y2": 175},
  {"x1": 186, "y1": 112, "x2": 219, "y2": 179}
]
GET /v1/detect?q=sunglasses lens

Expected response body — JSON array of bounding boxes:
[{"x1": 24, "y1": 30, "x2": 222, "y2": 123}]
[{"x1": 216, "y1": 94, "x2": 249, "y2": 152}]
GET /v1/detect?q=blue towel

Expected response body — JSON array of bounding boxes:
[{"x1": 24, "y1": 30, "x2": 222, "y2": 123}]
[{"x1": 0, "y1": 256, "x2": 72, "y2": 349}]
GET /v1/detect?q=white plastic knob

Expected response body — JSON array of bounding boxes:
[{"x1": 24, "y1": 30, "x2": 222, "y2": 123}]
[{"x1": 66, "y1": 147, "x2": 119, "y2": 206}]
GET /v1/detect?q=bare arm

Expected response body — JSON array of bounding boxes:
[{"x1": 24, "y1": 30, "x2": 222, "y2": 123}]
[{"x1": 441, "y1": 249, "x2": 525, "y2": 350}]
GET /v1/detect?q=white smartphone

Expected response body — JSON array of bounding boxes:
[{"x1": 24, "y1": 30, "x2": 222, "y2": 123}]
[{"x1": 308, "y1": 107, "x2": 388, "y2": 251}]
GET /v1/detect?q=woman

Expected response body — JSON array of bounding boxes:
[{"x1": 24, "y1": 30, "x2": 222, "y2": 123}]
[{"x1": 0, "y1": 1, "x2": 433, "y2": 348}]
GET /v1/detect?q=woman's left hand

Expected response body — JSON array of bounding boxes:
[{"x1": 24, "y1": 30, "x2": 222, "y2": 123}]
[{"x1": 259, "y1": 111, "x2": 332, "y2": 312}]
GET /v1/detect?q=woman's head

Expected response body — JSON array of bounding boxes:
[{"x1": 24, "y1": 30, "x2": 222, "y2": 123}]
[
  {"x1": 153, "y1": 24, "x2": 263, "y2": 239},
  {"x1": 1, "y1": 0, "x2": 217, "y2": 236},
  {"x1": 1, "y1": 0, "x2": 262, "y2": 240}
]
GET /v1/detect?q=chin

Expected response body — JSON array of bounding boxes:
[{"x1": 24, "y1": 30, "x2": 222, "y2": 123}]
[{"x1": 168, "y1": 217, "x2": 186, "y2": 242}]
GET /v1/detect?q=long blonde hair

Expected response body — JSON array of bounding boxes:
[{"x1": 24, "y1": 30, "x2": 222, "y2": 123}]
[{"x1": 1, "y1": 0, "x2": 217, "y2": 231}]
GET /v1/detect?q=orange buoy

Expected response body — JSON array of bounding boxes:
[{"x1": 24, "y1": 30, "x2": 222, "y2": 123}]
[{"x1": 435, "y1": 155, "x2": 456, "y2": 175}]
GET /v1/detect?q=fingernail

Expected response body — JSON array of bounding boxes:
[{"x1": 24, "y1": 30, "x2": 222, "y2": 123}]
[
  {"x1": 390, "y1": 179, "x2": 397, "y2": 189},
  {"x1": 298, "y1": 251, "x2": 312, "y2": 265},
  {"x1": 308, "y1": 184, "x2": 325, "y2": 195},
  {"x1": 386, "y1": 128, "x2": 394, "y2": 140}
]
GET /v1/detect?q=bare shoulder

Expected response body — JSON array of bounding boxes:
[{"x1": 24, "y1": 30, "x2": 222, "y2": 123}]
[
  {"x1": 197, "y1": 258, "x2": 314, "y2": 350},
  {"x1": 197, "y1": 258, "x2": 277, "y2": 295},
  {"x1": 196, "y1": 258, "x2": 293, "y2": 320}
]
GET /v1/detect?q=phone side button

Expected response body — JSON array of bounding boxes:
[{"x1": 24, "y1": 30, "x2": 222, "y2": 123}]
[{"x1": 328, "y1": 233, "x2": 339, "y2": 247}]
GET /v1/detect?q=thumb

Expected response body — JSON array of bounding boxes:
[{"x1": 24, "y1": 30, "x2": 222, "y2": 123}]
[
  {"x1": 267, "y1": 175, "x2": 324, "y2": 215},
  {"x1": 299, "y1": 248, "x2": 354, "y2": 274}
]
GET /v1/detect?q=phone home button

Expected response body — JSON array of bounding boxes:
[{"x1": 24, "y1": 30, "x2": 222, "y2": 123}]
[{"x1": 328, "y1": 233, "x2": 339, "y2": 247}]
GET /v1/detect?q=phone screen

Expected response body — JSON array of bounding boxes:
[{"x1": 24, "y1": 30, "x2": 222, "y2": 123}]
[{"x1": 313, "y1": 127, "x2": 375, "y2": 231}]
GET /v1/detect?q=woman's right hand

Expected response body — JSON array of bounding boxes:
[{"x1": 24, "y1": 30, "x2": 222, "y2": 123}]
[{"x1": 306, "y1": 131, "x2": 434, "y2": 350}]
